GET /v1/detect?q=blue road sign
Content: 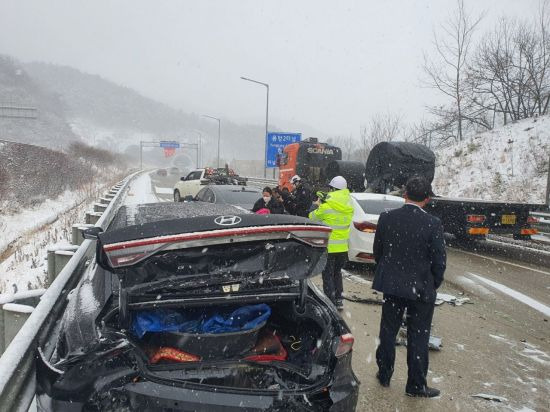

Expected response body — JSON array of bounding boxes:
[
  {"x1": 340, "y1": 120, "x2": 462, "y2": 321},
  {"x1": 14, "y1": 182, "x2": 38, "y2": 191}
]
[
  {"x1": 266, "y1": 132, "x2": 301, "y2": 168},
  {"x1": 159, "y1": 141, "x2": 180, "y2": 148}
]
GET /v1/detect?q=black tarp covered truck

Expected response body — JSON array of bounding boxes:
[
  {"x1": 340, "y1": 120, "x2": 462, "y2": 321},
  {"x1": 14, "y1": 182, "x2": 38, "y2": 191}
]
[{"x1": 365, "y1": 141, "x2": 541, "y2": 240}]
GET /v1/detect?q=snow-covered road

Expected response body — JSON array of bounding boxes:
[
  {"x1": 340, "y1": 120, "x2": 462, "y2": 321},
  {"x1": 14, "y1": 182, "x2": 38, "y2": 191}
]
[{"x1": 123, "y1": 172, "x2": 162, "y2": 205}]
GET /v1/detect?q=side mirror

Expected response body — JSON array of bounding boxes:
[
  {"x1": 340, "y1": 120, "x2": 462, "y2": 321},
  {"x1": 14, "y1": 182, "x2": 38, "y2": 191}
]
[
  {"x1": 180, "y1": 176, "x2": 186, "y2": 181},
  {"x1": 183, "y1": 195, "x2": 194, "y2": 202},
  {"x1": 82, "y1": 226, "x2": 103, "y2": 240}
]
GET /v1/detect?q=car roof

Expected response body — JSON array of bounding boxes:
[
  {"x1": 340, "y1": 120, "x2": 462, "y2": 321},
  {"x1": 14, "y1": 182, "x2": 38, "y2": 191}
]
[
  {"x1": 205, "y1": 185, "x2": 262, "y2": 193},
  {"x1": 350, "y1": 192, "x2": 404, "y2": 202}
]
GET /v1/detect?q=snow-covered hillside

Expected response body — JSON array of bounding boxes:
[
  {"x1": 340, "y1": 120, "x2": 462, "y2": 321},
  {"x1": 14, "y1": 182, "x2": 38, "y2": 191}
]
[{"x1": 433, "y1": 116, "x2": 549, "y2": 204}]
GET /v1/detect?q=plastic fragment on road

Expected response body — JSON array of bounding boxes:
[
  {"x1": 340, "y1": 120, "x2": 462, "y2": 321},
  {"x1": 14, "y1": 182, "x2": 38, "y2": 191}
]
[
  {"x1": 396, "y1": 327, "x2": 442, "y2": 351},
  {"x1": 471, "y1": 393, "x2": 508, "y2": 403},
  {"x1": 343, "y1": 294, "x2": 382, "y2": 305},
  {"x1": 435, "y1": 292, "x2": 471, "y2": 306}
]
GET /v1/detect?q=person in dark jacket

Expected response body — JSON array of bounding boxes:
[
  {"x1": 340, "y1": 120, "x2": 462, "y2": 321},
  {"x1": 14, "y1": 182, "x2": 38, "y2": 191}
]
[
  {"x1": 372, "y1": 176, "x2": 446, "y2": 398},
  {"x1": 252, "y1": 187, "x2": 285, "y2": 214},
  {"x1": 280, "y1": 175, "x2": 313, "y2": 217}
]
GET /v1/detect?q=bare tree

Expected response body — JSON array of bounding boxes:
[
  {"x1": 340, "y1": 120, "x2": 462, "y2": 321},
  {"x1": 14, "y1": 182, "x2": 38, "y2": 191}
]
[
  {"x1": 423, "y1": 0, "x2": 484, "y2": 141},
  {"x1": 468, "y1": 1, "x2": 550, "y2": 124},
  {"x1": 358, "y1": 112, "x2": 403, "y2": 161}
]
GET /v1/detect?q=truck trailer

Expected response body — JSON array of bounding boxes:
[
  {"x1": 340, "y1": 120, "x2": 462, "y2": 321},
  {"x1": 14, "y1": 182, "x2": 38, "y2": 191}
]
[{"x1": 364, "y1": 141, "x2": 542, "y2": 241}]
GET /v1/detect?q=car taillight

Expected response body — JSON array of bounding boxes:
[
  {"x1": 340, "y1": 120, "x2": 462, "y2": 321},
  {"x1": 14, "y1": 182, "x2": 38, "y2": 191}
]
[
  {"x1": 335, "y1": 333, "x2": 354, "y2": 357},
  {"x1": 527, "y1": 216, "x2": 539, "y2": 224},
  {"x1": 353, "y1": 221, "x2": 377, "y2": 233},
  {"x1": 467, "y1": 214, "x2": 486, "y2": 223}
]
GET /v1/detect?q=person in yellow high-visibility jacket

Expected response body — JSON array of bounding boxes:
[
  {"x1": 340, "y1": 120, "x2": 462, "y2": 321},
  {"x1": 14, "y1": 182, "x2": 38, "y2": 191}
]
[{"x1": 309, "y1": 176, "x2": 354, "y2": 310}]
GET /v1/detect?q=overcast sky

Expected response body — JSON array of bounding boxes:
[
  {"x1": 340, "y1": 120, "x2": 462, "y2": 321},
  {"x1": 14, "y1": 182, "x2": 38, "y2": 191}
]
[{"x1": 0, "y1": 0, "x2": 542, "y2": 137}]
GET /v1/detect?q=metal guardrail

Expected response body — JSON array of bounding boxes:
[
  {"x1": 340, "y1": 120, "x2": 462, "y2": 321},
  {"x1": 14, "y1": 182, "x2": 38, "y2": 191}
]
[
  {"x1": 531, "y1": 211, "x2": 550, "y2": 235},
  {"x1": 245, "y1": 177, "x2": 278, "y2": 188},
  {"x1": 0, "y1": 171, "x2": 139, "y2": 411}
]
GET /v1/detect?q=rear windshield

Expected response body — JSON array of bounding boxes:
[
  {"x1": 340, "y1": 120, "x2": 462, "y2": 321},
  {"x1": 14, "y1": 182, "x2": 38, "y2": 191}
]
[
  {"x1": 356, "y1": 198, "x2": 403, "y2": 215},
  {"x1": 216, "y1": 190, "x2": 261, "y2": 204},
  {"x1": 120, "y1": 240, "x2": 326, "y2": 291}
]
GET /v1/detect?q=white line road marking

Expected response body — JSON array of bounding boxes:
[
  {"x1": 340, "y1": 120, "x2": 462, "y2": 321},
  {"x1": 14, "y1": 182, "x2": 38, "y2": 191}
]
[
  {"x1": 467, "y1": 273, "x2": 550, "y2": 317},
  {"x1": 455, "y1": 275, "x2": 495, "y2": 296},
  {"x1": 486, "y1": 238, "x2": 550, "y2": 256},
  {"x1": 455, "y1": 249, "x2": 550, "y2": 276}
]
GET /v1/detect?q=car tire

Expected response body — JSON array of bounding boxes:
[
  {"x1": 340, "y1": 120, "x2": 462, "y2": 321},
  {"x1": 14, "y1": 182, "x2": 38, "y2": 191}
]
[{"x1": 174, "y1": 190, "x2": 181, "y2": 202}]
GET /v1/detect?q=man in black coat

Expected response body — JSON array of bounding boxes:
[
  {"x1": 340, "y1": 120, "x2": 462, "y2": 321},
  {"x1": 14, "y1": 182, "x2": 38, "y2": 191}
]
[
  {"x1": 280, "y1": 175, "x2": 313, "y2": 217},
  {"x1": 372, "y1": 176, "x2": 446, "y2": 398}
]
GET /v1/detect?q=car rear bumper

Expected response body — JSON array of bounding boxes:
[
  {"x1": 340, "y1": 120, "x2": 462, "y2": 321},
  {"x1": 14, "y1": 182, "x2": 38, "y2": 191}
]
[
  {"x1": 38, "y1": 377, "x2": 359, "y2": 411},
  {"x1": 348, "y1": 229, "x2": 375, "y2": 263}
]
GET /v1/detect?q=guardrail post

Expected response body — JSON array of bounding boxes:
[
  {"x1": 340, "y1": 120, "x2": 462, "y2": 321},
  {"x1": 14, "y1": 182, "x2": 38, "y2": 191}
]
[
  {"x1": 47, "y1": 245, "x2": 79, "y2": 286},
  {"x1": 93, "y1": 203, "x2": 108, "y2": 213},
  {"x1": 2, "y1": 304, "x2": 34, "y2": 353},
  {"x1": 0, "y1": 305, "x2": 4, "y2": 354},
  {"x1": 54, "y1": 250, "x2": 75, "y2": 278},
  {"x1": 71, "y1": 223, "x2": 94, "y2": 246},
  {"x1": 99, "y1": 197, "x2": 111, "y2": 205},
  {"x1": 85, "y1": 211, "x2": 103, "y2": 225}
]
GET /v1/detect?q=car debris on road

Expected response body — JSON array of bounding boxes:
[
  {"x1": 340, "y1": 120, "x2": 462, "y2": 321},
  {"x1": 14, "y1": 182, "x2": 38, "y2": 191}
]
[
  {"x1": 471, "y1": 393, "x2": 508, "y2": 403},
  {"x1": 435, "y1": 292, "x2": 472, "y2": 306}
]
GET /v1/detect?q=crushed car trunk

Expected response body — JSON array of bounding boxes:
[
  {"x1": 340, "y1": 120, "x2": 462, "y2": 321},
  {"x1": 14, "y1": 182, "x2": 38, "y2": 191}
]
[{"x1": 102, "y1": 296, "x2": 334, "y2": 391}]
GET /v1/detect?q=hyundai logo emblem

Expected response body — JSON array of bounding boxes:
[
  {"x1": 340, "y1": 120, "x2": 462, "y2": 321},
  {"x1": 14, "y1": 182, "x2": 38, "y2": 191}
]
[{"x1": 214, "y1": 215, "x2": 242, "y2": 226}]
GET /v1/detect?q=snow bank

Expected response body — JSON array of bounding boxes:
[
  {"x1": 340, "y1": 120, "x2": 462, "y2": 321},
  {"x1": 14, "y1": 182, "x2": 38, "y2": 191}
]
[
  {"x1": 0, "y1": 190, "x2": 81, "y2": 253},
  {"x1": 433, "y1": 116, "x2": 549, "y2": 204}
]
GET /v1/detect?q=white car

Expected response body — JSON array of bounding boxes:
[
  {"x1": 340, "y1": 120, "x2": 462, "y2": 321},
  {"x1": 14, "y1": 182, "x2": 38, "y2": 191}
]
[
  {"x1": 173, "y1": 169, "x2": 208, "y2": 201},
  {"x1": 347, "y1": 193, "x2": 405, "y2": 264}
]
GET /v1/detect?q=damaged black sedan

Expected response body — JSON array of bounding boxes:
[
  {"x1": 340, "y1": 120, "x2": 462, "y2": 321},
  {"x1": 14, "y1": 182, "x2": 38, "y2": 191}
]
[{"x1": 37, "y1": 203, "x2": 359, "y2": 411}]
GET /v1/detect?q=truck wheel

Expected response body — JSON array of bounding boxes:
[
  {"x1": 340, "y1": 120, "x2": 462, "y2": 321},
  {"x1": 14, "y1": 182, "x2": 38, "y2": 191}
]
[
  {"x1": 174, "y1": 190, "x2": 181, "y2": 202},
  {"x1": 513, "y1": 234, "x2": 531, "y2": 241}
]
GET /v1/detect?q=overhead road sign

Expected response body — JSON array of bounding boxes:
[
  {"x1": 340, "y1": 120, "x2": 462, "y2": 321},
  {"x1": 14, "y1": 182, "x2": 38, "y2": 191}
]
[
  {"x1": 266, "y1": 132, "x2": 301, "y2": 168},
  {"x1": 159, "y1": 141, "x2": 180, "y2": 148}
]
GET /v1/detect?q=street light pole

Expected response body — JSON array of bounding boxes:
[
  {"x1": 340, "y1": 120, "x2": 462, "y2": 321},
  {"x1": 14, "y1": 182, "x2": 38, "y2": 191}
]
[
  {"x1": 240, "y1": 76, "x2": 269, "y2": 178},
  {"x1": 202, "y1": 115, "x2": 221, "y2": 168}
]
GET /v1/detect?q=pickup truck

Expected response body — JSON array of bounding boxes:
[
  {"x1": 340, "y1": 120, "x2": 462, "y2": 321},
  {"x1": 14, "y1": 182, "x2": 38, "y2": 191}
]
[{"x1": 173, "y1": 168, "x2": 247, "y2": 202}]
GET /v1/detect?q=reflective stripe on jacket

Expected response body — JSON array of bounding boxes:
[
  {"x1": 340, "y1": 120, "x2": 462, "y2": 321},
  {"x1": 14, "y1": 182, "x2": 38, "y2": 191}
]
[{"x1": 309, "y1": 189, "x2": 354, "y2": 253}]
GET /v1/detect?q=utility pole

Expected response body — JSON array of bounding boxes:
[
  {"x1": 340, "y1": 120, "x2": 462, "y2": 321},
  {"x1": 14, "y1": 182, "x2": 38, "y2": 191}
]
[
  {"x1": 140, "y1": 141, "x2": 143, "y2": 169},
  {"x1": 546, "y1": 153, "x2": 550, "y2": 207}
]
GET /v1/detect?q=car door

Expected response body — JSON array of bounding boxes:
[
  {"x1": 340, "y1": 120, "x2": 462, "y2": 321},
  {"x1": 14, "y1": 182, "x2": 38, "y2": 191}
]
[{"x1": 181, "y1": 171, "x2": 204, "y2": 197}]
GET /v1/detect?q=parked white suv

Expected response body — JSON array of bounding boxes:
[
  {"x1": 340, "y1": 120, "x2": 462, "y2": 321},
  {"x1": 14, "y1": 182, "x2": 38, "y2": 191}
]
[{"x1": 173, "y1": 169, "x2": 208, "y2": 201}]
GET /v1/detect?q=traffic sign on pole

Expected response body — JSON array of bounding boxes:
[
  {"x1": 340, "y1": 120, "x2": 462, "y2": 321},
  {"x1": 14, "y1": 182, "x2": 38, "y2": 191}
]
[
  {"x1": 159, "y1": 141, "x2": 180, "y2": 149},
  {"x1": 266, "y1": 132, "x2": 301, "y2": 168}
]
